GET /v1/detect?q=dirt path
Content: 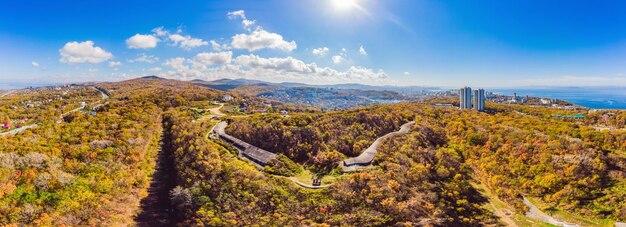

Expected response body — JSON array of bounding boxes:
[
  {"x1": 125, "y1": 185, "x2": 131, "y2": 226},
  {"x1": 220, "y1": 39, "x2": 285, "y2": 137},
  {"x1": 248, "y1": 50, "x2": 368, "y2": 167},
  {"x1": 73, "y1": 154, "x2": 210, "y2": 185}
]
[
  {"x1": 197, "y1": 103, "x2": 227, "y2": 122},
  {"x1": 209, "y1": 103, "x2": 226, "y2": 117},
  {"x1": 135, "y1": 126, "x2": 178, "y2": 226},
  {"x1": 287, "y1": 177, "x2": 333, "y2": 189},
  {"x1": 471, "y1": 182, "x2": 519, "y2": 226},
  {"x1": 489, "y1": 201, "x2": 518, "y2": 227}
]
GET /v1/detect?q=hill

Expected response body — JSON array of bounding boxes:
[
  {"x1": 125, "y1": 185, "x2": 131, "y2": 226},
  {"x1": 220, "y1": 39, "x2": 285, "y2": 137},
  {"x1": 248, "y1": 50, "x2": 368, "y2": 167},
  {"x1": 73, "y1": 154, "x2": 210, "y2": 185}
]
[
  {"x1": 0, "y1": 77, "x2": 624, "y2": 226},
  {"x1": 193, "y1": 78, "x2": 437, "y2": 95},
  {"x1": 194, "y1": 79, "x2": 413, "y2": 109}
]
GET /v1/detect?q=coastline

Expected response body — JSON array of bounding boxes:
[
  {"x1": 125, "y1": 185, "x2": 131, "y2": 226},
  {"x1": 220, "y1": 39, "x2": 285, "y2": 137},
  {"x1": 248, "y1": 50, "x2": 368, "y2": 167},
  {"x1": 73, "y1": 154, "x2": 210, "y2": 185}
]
[{"x1": 490, "y1": 87, "x2": 626, "y2": 110}]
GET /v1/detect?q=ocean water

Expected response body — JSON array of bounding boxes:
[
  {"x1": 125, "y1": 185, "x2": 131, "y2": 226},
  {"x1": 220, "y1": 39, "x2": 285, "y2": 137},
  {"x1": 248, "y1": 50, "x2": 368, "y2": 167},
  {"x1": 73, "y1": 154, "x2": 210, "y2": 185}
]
[
  {"x1": 0, "y1": 83, "x2": 56, "y2": 90},
  {"x1": 490, "y1": 87, "x2": 626, "y2": 110}
]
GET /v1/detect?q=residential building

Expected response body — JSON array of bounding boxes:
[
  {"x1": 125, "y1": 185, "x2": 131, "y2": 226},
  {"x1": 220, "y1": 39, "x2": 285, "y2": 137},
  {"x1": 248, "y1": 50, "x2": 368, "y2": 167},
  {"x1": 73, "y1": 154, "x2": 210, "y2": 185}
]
[
  {"x1": 540, "y1": 98, "x2": 552, "y2": 105},
  {"x1": 459, "y1": 87, "x2": 472, "y2": 109},
  {"x1": 473, "y1": 88, "x2": 485, "y2": 111},
  {"x1": 221, "y1": 95, "x2": 234, "y2": 102}
]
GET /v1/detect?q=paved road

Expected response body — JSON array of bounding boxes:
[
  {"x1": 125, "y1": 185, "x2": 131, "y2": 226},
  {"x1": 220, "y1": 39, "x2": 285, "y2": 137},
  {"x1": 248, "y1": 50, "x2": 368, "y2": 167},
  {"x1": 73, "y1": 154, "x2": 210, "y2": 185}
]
[
  {"x1": 210, "y1": 118, "x2": 416, "y2": 188},
  {"x1": 93, "y1": 86, "x2": 110, "y2": 99},
  {"x1": 342, "y1": 121, "x2": 415, "y2": 171},
  {"x1": 60, "y1": 86, "x2": 110, "y2": 119},
  {"x1": 1, "y1": 103, "x2": 88, "y2": 137},
  {"x1": 1, "y1": 86, "x2": 110, "y2": 137},
  {"x1": 61, "y1": 104, "x2": 87, "y2": 118},
  {"x1": 0, "y1": 90, "x2": 15, "y2": 97},
  {"x1": 0, "y1": 124, "x2": 38, "y2": 136},
  {"x1": 523, "y1": 197, "x2": 579, "y2": 227}
]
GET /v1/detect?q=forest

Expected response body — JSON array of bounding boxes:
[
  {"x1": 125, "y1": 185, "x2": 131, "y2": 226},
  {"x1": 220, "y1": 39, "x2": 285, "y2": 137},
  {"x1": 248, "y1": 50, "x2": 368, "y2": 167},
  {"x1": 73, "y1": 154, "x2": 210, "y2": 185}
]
[
  {"x1": 0, "y1": 77, "x2": 223, "y2": 225},
  {"x1": 164, "y1": 106, "x2": 497, "y2": 226},
  {"x1": 226, "y1": 106, "x2": 414, "y2": 163},
  {"x1": 222, "y1": 100, "x2": 626, "y2": 224},
  {"x1": 0, "y1": 88, "x2": 163, "y2": 224},
  {"x1": 0, "y1": 77, "x2": 624, "y2": 226}
]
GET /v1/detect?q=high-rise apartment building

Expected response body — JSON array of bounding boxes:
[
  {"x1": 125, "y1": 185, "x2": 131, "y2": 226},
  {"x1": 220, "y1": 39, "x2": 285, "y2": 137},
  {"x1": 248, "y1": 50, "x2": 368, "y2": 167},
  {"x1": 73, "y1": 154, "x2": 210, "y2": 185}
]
[
  {"x1": 459, "y1": 87, "x2": 472, "y2": 109},
  {"x1": 473, "y1": 88, "x2": 485, "y2": 111}
]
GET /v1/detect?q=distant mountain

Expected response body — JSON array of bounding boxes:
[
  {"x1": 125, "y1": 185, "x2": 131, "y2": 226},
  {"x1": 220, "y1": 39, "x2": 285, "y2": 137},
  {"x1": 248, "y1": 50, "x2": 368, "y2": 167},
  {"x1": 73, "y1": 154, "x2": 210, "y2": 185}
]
[
  {"x1": 197, "y1": 78, "x2": 270, "y2": 86},
  {"x1": 193, "y1": 78, "x2": 270, "y2": 91},
  {"x1": 191, "y1": 79, "x2": 417, "y2": 109},
  {"x1": 141, "y1": 75, "x2": 163, "y2": 79},
  {"x1": 192, "y1": 78, "x2": 438, "y2": 96}
]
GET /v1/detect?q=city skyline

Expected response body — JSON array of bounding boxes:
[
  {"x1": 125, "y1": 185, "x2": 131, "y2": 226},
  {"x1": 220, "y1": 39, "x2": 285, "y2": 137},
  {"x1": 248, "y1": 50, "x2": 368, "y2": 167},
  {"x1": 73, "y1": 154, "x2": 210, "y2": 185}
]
[{"x1": 2, "y1": 0, "x2": 626, "y2": 87}]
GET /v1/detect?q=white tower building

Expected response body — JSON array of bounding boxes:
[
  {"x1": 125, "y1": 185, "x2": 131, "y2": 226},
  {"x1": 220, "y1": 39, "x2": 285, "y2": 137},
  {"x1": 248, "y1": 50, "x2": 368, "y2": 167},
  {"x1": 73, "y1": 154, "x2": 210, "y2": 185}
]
[
  {"x1": 473, "y1": 88, "x2": 485, "y2": 111},
  {"x1": 459, "y1": 87, "x2": 472, "y2": 109}
]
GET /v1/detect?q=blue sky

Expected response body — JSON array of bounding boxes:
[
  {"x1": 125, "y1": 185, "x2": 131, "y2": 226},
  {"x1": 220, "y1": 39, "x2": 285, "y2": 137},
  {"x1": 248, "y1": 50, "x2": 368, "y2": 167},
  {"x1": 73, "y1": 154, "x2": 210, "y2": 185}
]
[{"x1": 1, "y1": 0, "x2": 626, "y2": 87}]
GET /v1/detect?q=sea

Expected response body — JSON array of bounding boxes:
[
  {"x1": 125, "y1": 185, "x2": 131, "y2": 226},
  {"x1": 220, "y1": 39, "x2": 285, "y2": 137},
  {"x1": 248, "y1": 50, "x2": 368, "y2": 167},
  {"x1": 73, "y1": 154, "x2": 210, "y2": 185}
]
[
  {"x1": 490, "y1": 87, "x2": 626, "y2": 110},
  {"x1": 0, "y1": 83, "x2": 58, "y2": 90},
  {"x1": 1, "y1": 83, "x2": 625, "y2": 110}
]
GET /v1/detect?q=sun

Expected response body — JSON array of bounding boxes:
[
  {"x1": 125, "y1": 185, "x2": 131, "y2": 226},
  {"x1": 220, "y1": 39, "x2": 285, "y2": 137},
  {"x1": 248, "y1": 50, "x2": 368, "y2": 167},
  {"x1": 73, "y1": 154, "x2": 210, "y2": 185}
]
[{"x1": 331, "y1": 0, "x2": 358, "y2": 11}]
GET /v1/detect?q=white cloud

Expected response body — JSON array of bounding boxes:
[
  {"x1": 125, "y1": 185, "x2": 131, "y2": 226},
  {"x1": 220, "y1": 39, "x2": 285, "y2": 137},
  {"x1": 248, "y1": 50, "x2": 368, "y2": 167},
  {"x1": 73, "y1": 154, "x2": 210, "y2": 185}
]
[
  {"x1": 88, "y1": 68, "x2": 99, "y2": 72},
  {"x1": 163, "y1": 57, "x2": 187, "y2": 70},
  {"x1": 231, "y1": 29, "x2": 297, "y2": 52},
  {"x1": 159, "y1": 53, "x2": 388, "y2": 83},
  {"x1": 226, "y1": 10, "x2": 296, "y2": 52},
  {"x1": 160, "y1": 52, "x2": 233, "y2": 79},
  {"x1": 235, "y1": 54, "x2": 314, "y2": 73},
  {"x1": 359, "y1": 45, "x2": 368, "y2": 56},
  {"x1": 169, "y1": 34, "x2": 209, "y2": 50},
  {"x1": 59, "y1": 41, "x2": 113, "y2": 64},
  {"x1": 312, "y1": 47, "x2": 329, "y2": 57},
  {"x1": 152, "y1": 27, "x2": 169, "y2": 37},
  {"x1": 228, "y1": 10, "x2": 257, "y2": 31},
  {"x1": 210, "y1": 40, "x2": 230, "y2": 51},
  {"x1": 126, "y1": 34, "x2": 159, "y2": 49},
  {"x1": 194, "y1": 51, "x2": 233, "y2": 65},
  {"x1": 342, "y1": 48, "x2": 347, "y2": 52},
  {"x1": 344, "y1": 66, "x2": 388, "y2": 80},
  {"x1": 404, "y1": 71, "x2": 410, "y2": 75},
  {"x1": 332, "y1": 55, "x2": 344, "y2": 64},
  {"x1": 148, "y1": 67, "x2": 162, "y2": 72},
  {"x1": 150, "y1": 27, "x2": 208, "y2": 50},
  {"x1": 129, "y1": 53, "x2": 159, "y2": 64},
  {"x1": 31, "y1": 61, "x2": 39, "y2": 67},
  {"x1": 108, "y1": 61, "x2": 122, "y2": 67}
]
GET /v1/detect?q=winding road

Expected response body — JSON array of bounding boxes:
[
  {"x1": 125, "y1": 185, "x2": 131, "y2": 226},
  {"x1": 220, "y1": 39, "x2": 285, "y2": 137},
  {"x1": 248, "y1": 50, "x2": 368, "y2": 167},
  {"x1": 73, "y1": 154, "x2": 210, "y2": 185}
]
[
  {"x1": 0, "y1": 124, "x2": 38, "y2": 136},
  {"x1": 1, "y1": 86, "x2": 109, "y2": 137},
  {"x1": 523, "y1": 197, "x2": 579, "y2": 227},
  {"x1": 210, "y1": 117, "x2": 418, "y2": 187},
  {"x1": 342, "y1": 121, "x2": 415, "y2": 172}
]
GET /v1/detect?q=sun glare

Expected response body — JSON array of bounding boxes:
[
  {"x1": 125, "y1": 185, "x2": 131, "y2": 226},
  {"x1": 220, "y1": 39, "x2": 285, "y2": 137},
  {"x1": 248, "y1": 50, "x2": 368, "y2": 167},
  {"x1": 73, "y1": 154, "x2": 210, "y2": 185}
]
[{"x1": 332, "y1": 0, "x2": 358, "y2": 11}]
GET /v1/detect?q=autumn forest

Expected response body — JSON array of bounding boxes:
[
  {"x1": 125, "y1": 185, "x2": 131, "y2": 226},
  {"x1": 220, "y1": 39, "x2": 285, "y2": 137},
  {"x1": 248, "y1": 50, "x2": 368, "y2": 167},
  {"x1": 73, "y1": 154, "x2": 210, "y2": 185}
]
[{"x1": 0, "y1": 77, "x2": 624, "y2": 226}]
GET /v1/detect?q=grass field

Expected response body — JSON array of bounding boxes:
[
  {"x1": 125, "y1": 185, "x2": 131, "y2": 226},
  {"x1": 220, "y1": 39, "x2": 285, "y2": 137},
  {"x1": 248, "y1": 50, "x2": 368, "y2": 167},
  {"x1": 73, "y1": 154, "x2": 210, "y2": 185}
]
[{"x1": 293, "y1": 169, "x2": 343, "y2": 185}]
